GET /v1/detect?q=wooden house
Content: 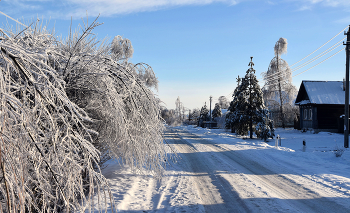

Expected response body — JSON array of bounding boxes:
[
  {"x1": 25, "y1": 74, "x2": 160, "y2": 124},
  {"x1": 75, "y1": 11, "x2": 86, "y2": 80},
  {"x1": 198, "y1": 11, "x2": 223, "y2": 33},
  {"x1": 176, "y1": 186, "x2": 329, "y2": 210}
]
[{"x1": 295, "y1": 81, "x2": 347, "y2": 133}]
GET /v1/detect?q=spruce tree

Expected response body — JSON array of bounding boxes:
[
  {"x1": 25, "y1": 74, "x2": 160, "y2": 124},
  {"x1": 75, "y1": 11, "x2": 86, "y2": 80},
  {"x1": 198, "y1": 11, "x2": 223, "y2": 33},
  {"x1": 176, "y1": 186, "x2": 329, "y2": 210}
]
[
  {"x1": 226, "y1": 57, "x2": 274, "y2": 140},
  {"x1": 226, "y1": 75, "x2": 250, "y2": 135},
  {"x1": 200, "y1": 104, "x2": 209, "y2": 121},
  {"x1": 212, "y1": 103, "x2": 222, "y2": 119}
]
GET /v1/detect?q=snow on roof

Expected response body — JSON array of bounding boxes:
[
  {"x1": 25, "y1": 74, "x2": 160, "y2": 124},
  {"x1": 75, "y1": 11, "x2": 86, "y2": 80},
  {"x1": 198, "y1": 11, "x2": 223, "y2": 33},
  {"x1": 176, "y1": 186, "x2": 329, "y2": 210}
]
[
  {"x1": 298, "y1": 100, "x2": 311, "y2": 105},
  {"x1": 297, "y1": 81, "x2": 345, "y2": 105}
]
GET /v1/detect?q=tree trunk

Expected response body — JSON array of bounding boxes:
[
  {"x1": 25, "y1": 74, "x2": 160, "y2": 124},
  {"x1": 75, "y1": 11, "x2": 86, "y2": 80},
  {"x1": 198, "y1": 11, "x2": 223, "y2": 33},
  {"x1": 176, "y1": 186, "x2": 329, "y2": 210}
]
[
  {"x1": 277, "y1": 53, "x2": 285, "y2": 128},
  {"x1": 249, "y1": 72, "x2": 253, "y2": 139},
  {"x1": 278, "y1": 78, "x2": 285, "y2": 128}
]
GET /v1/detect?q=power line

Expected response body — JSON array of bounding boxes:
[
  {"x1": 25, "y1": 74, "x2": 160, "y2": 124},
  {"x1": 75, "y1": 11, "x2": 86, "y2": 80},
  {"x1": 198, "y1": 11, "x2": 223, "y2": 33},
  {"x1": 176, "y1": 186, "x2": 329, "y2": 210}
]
[
  {"x1": 0, "y1": 11, "x2": 27, "y2": 27},
  {"x1": 291, "y1": 39, "x2": 344, "y2": 72},
  {"x1": 260, "y1": 36, "x2": 345, "y2": 82},
  {"x1": 263, "y1": 41, "x2": 344, "y2": 83},
  {"x1": 226, "y1": 26, "x2": 348, "y2": 99},
  {"x1": 292, "y1": 47, "x2": 345, "y2": 78},
  {"x1": 265, "y1": 47, "x2": 345, "y2": 88},
  {"x1": 290, "y1": 26, "x2": 348, "y2": 68}
]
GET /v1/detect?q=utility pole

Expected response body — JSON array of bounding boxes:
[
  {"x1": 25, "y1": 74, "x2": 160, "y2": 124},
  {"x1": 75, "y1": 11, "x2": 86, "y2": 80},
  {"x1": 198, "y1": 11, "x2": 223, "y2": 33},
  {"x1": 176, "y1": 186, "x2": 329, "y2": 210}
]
[
  {"x1": 209, "y1": 96, "x2": 212, "y2": 121},
  {"x1": 344, "y1": 25, "x2": 350, "y2": 148},
  {"x1": 276, "y1": 42, "x2": 285, "y2": 129}
]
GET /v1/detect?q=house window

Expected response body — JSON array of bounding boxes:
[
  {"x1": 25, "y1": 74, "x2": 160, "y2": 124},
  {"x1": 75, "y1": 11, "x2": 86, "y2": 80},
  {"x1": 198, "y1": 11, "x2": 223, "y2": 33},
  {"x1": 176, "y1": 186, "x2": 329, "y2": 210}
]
[
  {"x1": 309, "y1": 109, "x2": 312, "y2": 120},
  {"x1": 304, "y1": 109, "x2": 308, "y2": 120}
]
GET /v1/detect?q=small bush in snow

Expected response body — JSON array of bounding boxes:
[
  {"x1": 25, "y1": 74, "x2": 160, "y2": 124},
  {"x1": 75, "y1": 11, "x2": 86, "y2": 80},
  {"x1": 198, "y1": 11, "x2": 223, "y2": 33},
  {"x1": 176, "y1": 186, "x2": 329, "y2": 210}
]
[{"x1": 334, "y1": 145, "x2": 344, "y2": 157}]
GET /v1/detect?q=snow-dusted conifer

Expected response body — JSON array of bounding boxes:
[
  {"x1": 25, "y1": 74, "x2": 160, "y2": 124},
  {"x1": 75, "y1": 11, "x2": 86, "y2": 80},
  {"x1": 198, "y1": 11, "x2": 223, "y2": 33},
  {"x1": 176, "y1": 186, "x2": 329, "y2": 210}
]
[
  {"x1": 200, "y1": 104, "x2": 209, "y2": 121},
  {"x1": 255, "y1": 109, "x2": 275, "y2": 141},
  {"x1": 226, "y1": 75, "x2": 250, "y2": 135},
  {"x1": 191, "y1": 108, "x2": 201, "y2": 123},
  {"x1": 226, "y1": 57, "x2": 274, "y2": 139},
  {"x1": 212, "y1": 103, "x2": 222, "y2": 119}
]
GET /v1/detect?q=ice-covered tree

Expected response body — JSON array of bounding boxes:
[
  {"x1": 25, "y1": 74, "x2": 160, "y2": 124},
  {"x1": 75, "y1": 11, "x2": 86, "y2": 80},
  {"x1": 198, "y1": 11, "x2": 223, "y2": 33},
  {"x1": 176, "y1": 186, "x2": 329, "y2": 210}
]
[
  {"x1": 161, "y1": 108, "x2": 174, "y2": 124},
  {"x1": 175, "y1": 97, "x2": 182, "y2": 121},
  {"x1": 262, "y1": 38, "x2": 297, "y2": 128},
  {"x1": 226, "y1": 57, "x2": 274, "y2": 139},
  {"x1": 212, "y1": 103, "x2": 222, "y2": 119},
  {"x1": 218, "y1": 96, "x2": 229, "y2": 109},
  {"x1": 111, "y1": 36, "x2": 158, "y2": 90},
  {"x1": 0, "y1": 15, "x2": 166, "y2": 211}
]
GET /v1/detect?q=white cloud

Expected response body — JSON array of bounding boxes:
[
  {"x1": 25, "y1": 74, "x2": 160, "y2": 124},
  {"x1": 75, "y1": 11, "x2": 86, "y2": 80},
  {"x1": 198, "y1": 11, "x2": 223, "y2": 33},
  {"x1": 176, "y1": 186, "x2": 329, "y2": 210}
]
[
  {"x1": 288, "y1": 0, "x2": 350, "y2": 13},
  {"x1": 335, "y1": 16, "x2": 350, "y2": 24},
  {"x1": 58, "y1": 0, "x2": 241, "y2": 18},
  {"x1": 0, "y1": 0, "x2": 244, "y2": 19},
  {"x1": 297, "y1": 5, "x2": 312, "y2": 11},
  {"x1": 293, "y1": 0, "x2": 350, "y2": 9}
]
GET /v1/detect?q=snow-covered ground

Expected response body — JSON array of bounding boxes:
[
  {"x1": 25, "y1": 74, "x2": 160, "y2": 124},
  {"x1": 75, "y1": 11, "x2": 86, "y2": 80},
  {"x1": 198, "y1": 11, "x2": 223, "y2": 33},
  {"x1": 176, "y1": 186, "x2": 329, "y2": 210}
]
[{"x1": 97, "y1": 126, "x2": 350, "y2": 212}]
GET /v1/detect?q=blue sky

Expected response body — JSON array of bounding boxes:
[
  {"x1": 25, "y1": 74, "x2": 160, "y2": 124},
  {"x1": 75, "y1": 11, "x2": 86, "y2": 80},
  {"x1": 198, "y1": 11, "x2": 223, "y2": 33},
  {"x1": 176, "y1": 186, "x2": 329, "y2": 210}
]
[{"x1": 1, "y1": 0, "x2": 350, "y2": 110}]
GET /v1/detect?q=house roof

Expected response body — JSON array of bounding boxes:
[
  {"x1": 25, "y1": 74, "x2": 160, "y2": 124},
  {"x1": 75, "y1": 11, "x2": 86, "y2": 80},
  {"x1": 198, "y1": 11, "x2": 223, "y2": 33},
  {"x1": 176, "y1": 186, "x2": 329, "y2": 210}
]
[{"x1": 295, "y1": 81, "x2": 346, "y2": 105}]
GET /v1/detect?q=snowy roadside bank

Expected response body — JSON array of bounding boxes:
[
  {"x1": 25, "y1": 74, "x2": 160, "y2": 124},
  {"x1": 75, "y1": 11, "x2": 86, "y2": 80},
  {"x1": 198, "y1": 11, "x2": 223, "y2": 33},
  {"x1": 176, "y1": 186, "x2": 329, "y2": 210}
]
[{"x1": 97, "y1": 125, "x2": 350, "y2": 212}]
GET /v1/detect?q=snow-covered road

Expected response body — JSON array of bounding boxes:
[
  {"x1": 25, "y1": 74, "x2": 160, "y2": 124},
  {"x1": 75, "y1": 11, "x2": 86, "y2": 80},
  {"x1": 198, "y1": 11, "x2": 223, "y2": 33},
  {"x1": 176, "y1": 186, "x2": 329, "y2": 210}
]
[{"x1": 101, "y1": 127, "x2": 350, "y2": 212}]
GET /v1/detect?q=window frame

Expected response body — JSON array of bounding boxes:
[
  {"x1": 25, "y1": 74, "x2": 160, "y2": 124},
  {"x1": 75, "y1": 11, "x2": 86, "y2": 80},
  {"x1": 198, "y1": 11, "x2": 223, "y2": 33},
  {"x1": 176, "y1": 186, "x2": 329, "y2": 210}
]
[
  {"x1": 304, "y1": 108, "x2": 308, "y2": 120},
  {"x1": 309, "y1": 109, "x2": 312, "y2": 120}
]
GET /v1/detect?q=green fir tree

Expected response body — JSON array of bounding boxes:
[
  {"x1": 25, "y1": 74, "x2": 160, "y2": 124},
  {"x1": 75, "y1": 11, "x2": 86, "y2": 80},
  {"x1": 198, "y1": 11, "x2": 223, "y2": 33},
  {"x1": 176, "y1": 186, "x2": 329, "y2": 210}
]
[
  {"x1": 212, "y1": 103, "x2": 222, "y2": 119},
  {"x1": 226, "y1": 57, "x2": 274, "y2": 140},
  {"x1": 200, "y1": 103, "x2": 210, "y2": 121}
]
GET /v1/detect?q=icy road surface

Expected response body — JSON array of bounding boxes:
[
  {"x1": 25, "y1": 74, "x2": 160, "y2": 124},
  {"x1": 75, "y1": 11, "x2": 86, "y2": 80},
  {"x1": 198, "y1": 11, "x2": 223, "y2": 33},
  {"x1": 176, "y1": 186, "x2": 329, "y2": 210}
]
[{"x1": 102, "y1": 127, "x2": 350, "y2": 212}]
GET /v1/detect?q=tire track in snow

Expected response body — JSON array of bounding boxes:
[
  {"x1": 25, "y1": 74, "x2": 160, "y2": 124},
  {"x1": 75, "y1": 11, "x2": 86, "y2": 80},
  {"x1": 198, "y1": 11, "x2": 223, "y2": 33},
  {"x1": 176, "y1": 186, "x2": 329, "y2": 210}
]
[
  {"x1": 173, "y1": 128, "x2": 350, "y2": 213},
  {"x1": 169, "y1": 128, "x2": 252, "y2": 213}
]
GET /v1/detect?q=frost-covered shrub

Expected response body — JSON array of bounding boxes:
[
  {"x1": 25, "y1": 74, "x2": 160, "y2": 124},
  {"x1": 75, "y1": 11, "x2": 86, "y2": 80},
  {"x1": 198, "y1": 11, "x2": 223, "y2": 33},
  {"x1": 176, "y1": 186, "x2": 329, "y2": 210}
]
[
  {"x1": 0, "y1": 23, "x2": 113, "y2": 212},
  {"x1": 334, "y1": 145, "x2": 344, "y2": 157},
  {"x1": 255, "y1": 116, "x2": 275, "y2": 141},
  {"x1": 0, "y1": 16, "x2": 166, "y2": 211}
]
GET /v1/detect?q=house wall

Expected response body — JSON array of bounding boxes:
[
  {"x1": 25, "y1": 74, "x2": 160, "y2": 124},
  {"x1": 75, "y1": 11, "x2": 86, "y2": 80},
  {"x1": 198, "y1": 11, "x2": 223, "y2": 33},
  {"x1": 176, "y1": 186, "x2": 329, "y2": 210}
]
[
  {"x1": 316, "y1": 105, "x2": 344, "y2": 130},
  {"x1": 300, "y1": 105, "x2": 314, "y2": 129},
  {"x1": 299, "y1": 104, "x2": 345, "y2": 132}
]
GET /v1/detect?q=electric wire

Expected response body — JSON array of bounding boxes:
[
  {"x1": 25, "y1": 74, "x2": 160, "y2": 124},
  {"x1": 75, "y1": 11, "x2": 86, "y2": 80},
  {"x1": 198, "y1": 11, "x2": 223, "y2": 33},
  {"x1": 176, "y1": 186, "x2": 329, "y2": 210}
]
[
  {"x1": 0, "y1": 11, "x2": 27, "y2": 27},
  {"x1": 289, "y1": 26, "x2": 348, "y2": 68},
  {"x1": 265, "y1": 47, "x2": 345, "y2": 88},
  {"x1": 260, "y1": 26, "x2": 347, "y2": 80},
  {"x1": 226, "y1": 26, "x2": 349, "y2": 99},
  {"x1": 263, "y1": 41, "x2": 344, "y2": 83},
  {"x1": 291, "y1": 39, "x2": 344, "y2": 72},
  {"x1": 261, "y1": 37, "x2": 345, "y2": 81},
  {"x1": 292, "y1": 47, "x2": 345, "y2": 78}
]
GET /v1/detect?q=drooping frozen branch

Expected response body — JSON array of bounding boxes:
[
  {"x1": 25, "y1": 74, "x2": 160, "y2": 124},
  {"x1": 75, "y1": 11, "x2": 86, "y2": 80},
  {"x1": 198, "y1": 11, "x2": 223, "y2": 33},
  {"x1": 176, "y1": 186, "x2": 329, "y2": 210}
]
[{"x1": 0, "y1": 15, "x2": 167, "y2": 211}]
